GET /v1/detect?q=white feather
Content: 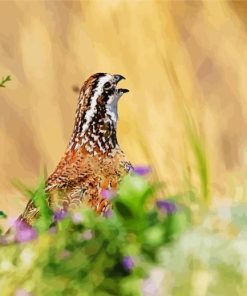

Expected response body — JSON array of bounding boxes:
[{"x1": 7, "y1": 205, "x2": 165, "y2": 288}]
[{"x1": 82, "y1": 75, "x2": 112, "y2": 133}]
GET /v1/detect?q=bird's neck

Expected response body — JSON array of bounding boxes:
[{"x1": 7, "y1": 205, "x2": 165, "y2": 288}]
[{"x1": 67, "y1": 103, "x2": 119, "y2": 155}]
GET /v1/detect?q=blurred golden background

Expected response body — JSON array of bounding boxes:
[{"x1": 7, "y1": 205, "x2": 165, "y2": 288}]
[{"x1": 1, "y1": 0, "x2": 247, "y2": 220}]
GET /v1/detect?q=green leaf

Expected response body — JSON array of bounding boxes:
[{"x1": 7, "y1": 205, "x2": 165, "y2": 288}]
[
  {"x1": 0, "y1": 211, "x2": 7, "y2": 219},
  {"x1": 115, "y1": 200, "x2": 134, "y2": 219},
  {"x1": 32, "y1": 179, "x2": 53, "y2": 232},
  {"x1": 116, "y1": 175, "x2": 154, "y2": 217},
  {"x1": 0, "y1": 75, "x2": 11, "y2": 88}
]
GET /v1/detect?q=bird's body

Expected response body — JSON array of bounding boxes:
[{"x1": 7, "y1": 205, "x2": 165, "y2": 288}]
[{"x1": 19, "y1": 73, "x2": 132, "y2": 225}]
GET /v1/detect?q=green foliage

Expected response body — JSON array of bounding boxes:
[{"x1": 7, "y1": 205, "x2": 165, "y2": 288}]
[
  {"x1": 0, "y1": 175, "x2": 190, "y2": 295},
  {"x1": 0, "y1": 175, "x2": 247, "y2": 295},
  {"x1": 12, "y1": 178, "x2": 53, "y2": 232},
  {"x1": 0, "y1": 211, "x2": 7, "y2": 219},
  {"x1": 183, "y1": 107, "x2": 210, "y2": 205},
  {"x1": 0, "y1": 75, "x2": 11, "y2": 88},
  {"x1": 32, "y1": 179, "x2": 53, "y2": 232},
  {"x1": 160, "y1": 204, "x2": 247, "y2": 296}
]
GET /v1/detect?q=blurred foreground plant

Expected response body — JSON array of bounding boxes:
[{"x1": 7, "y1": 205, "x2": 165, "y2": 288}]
[
  {"x1": 0, "y1": 173, "x2": 247, "y2": 295},
  {"x1": 0, "y1": 173, "x2": 190, "y2": 295}
]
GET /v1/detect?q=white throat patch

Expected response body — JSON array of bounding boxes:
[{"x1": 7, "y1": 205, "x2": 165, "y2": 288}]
[{"x1": 106, "y1": 94, "x2": 120, "y2": 125}]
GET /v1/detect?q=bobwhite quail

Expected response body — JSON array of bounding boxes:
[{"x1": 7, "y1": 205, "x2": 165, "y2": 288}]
[{"x1": 19, "y1": 73, "x2": 132, "y2": 225}]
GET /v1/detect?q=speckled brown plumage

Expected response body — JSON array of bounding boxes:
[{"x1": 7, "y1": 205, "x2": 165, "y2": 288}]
[{"x1": 19, "y1": 73, "x2": 132, "y2": 225}]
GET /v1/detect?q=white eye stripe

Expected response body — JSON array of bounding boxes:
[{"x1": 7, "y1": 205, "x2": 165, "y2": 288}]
[{"x1": 82, "y1": 75, "x2": 112, "y2": 133}]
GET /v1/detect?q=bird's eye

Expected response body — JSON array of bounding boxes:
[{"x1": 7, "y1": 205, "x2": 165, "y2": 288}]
[{"x1": 104, "y1": 82, "x2": 112, "y2": 89}]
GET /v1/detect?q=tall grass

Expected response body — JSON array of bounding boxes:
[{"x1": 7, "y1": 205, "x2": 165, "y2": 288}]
[
  {"x1": 1, "y1": 1, "x2": 247, "y2": 221},
  {"x1": 1, "y1": 2, "x2": 247, "y2": 293}
]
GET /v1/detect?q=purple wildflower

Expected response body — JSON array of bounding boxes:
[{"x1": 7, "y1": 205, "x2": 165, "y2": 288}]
[
  {"x1": 132, "y1": 165, "x2": 151, "y2": 176},
  {"x1": 72, "y1": 212, "x2": 84, "y2": 224},
  {"x1": 100, "y1": 189, "x2": 116, "y2": 200},
  {"x1": 14, "y1": 220, "x2": 37, "y2": 243},
  {"x1": 104, "y1": 207, "x2": 113, "y2": 218},
  {"x1": 15, "y1": 227, "x2": 37, "y2": 243},
  {"x1": 122, "y1": 256, "x2": 135, "y2": 271},
  {"x1": 156, "y1": 200, "x2": 177, "y2": 214},
  {"x1": 53, "y1": 209, "x2": 67, "y2": 222}
]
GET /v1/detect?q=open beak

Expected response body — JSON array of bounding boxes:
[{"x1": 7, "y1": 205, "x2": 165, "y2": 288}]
[
  {"x1": 114, "y1": 74, "x2": 129, "y2": 94},
  {"x1": 118, "y1": 88, "x2": 129, "y2": 93}
]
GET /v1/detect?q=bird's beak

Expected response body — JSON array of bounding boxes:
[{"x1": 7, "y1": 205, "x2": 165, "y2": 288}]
[
  {"x1": 114, "y1": 74, "x2": 126, "y2": 83},
  {"x1": 114, "y1": 74, "x2": 129, "y2": 94},
  {"x1": 118, "y1": 88, "x2": 129, "y2": 94}
]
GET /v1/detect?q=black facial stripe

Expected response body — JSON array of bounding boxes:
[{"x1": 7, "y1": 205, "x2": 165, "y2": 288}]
[
  {"x1": 104, "y1": 82, "x2": 111, "y2": 88},
  {"x1": 104, "y1": 88, "x2": 115, "y2": 96}
]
